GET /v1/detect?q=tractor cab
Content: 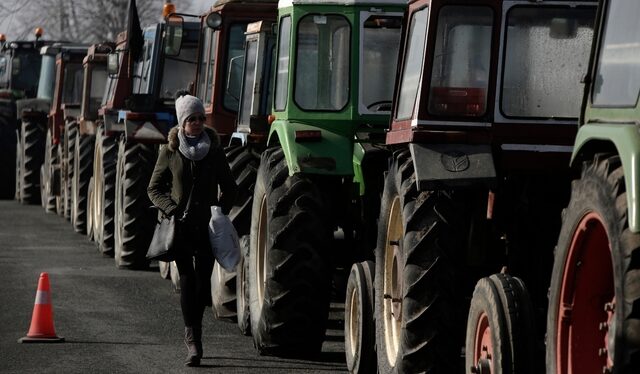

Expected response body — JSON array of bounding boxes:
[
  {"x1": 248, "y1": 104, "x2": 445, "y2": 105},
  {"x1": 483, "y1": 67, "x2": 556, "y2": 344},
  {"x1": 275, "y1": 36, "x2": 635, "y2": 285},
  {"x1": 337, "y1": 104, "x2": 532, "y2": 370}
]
[
  {"x1": 100, "y1": 17, "x2": 200, "y2": 141},
  {"x1": 387, "y1": 0, "x2": 597, "y2": 187},
  {"x1": 194, "y1": 0, "x2": 278, "y2": 144},
  {"x1": 78, "y1": 43, "x2": 114, "y2": 136},
  {"x1": 49, "y1": 46, "x2": 90, "y2": 145},
  {"x1": 268, "y1": 0, "x2": 405, "y2": 176}
]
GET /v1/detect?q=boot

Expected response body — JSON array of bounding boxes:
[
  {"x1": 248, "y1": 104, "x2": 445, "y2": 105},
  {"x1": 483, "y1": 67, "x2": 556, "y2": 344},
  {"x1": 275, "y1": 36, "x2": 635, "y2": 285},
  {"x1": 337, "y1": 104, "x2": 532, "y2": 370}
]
[{"x1": 184, "y1": 326, "x2": 202, "y2": 366}]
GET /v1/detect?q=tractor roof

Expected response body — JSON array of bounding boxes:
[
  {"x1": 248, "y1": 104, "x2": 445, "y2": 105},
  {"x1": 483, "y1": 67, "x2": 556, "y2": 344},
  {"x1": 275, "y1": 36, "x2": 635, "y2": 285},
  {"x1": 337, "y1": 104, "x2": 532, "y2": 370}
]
[{"x1": 279, "y1": 0, "x2": 406, "y2": 7}]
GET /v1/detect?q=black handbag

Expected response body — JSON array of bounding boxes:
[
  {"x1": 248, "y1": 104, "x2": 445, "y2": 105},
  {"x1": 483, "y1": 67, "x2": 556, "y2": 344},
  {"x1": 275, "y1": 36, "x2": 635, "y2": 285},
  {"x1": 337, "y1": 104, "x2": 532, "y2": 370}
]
[
  {"x1": 146, "y1": 180, "x2": 196, "y2": 262},
  {"x1": 146, "y1": 214, "x2": 182, "y2": 261}
]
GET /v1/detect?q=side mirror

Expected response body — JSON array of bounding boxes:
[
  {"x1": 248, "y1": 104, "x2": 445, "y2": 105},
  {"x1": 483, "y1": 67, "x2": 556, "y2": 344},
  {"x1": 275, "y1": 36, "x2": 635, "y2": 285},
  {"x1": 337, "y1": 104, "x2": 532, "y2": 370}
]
[
  {"x1": 107, "y1": 53, "x2": 119, "y2": 75},
  {"x1": 206, "y1": 12, "x2": 223, "y2": 29},
  {"x1": 164, "y1": 16, "x2": 184, "y2": 57}
]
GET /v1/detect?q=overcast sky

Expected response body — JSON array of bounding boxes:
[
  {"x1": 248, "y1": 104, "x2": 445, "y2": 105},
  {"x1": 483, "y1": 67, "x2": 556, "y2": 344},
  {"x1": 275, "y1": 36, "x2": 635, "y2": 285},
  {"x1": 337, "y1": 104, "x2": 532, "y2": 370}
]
[{"x1": 0, "y1": 0, "x2": 213, "y2": 40}]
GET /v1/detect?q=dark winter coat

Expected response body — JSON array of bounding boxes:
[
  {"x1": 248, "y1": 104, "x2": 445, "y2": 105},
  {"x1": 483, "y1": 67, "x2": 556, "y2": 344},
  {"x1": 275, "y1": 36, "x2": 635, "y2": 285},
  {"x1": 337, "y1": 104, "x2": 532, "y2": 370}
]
[{"x1": 147, "y1": 127, "x2": 237, "y2": 230}]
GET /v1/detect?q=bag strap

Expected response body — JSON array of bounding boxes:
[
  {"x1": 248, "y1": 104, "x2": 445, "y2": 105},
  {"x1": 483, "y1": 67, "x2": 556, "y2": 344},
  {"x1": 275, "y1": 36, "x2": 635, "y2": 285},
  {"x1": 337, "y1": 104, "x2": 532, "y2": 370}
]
[{"x1": 179, "y1": 160, "x2": 201, "y2": 221}]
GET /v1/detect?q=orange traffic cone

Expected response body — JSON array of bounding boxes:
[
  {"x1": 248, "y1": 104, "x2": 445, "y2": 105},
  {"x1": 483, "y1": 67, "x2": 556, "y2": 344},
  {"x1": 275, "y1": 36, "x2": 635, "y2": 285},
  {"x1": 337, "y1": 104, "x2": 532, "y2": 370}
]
[{"x1": 18, "y1": 272, "x2": 64, "y2": 343}]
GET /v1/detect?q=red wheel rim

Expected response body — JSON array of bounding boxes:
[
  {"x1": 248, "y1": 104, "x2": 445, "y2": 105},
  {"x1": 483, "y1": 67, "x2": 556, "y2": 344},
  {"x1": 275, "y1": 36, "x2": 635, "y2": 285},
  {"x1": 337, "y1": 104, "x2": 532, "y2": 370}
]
[
  {"x1": 556, "y1": 212, "x2": 614, "y2": 374},
  {"x1": 472, "y1": 312, "x2": 493, "y2": 374}
]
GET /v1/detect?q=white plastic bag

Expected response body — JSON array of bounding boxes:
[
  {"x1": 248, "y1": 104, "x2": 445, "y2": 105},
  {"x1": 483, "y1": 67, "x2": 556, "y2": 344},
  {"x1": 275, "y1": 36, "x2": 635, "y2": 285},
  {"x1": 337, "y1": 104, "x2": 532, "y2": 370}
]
[{"x1": 208, "y1": 206, "x2": 240, "y2": 271}]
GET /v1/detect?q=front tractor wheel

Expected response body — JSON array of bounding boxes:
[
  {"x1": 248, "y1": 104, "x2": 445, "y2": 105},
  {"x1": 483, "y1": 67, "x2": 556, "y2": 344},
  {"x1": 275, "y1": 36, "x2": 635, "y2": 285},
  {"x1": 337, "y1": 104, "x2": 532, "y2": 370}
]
[
  {"x1": 465, "y1": 274, "x2": 535, "y2": 374},
  {"x1": 248, "y1": 148, "x2": 332, "y2": 356},
  {"x1": 375, "y1": 150, "x2": 464, "y2": 373},
  {"x1": 547, "y1": 154, "x2": 640, "y2": 374},
  {"x1": 345, "y1": 260, "x2": 376, "y2": 374}
]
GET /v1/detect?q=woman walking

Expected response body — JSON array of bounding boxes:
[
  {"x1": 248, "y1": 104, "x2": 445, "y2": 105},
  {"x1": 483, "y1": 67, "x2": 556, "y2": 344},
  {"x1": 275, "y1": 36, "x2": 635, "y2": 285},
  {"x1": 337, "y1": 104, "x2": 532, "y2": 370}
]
[{"x1": 148, "y1": 92, "x2": 237, "y2": 366}]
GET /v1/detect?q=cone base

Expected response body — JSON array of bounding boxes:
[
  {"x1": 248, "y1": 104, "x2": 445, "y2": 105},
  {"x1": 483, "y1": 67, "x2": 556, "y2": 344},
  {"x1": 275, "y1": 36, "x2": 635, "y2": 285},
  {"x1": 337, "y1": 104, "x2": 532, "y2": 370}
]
[{"x1": 18, "y1": 336, "x2": 65, "y2": 343}]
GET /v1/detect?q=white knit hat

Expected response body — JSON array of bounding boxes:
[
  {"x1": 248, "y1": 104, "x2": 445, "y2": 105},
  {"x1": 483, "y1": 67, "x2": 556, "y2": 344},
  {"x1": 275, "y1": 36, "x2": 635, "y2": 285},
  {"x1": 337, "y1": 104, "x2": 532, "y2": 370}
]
[{"x1": 175, "y1": 94, "x2": 205, "y2": 127}]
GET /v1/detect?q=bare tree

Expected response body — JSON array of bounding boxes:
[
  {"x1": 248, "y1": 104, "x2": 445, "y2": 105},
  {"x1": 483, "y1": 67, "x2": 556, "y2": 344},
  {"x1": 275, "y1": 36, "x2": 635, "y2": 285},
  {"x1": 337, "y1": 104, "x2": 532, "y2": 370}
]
[{"x1": 1, "y1": 0, "x2": 201, "y2": 43}]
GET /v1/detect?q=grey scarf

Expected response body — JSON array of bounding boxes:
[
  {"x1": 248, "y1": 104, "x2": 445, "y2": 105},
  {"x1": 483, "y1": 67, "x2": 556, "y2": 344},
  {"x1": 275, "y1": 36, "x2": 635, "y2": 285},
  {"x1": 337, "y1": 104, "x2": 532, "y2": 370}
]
[{"x1": 178, "y1": 127, "x2": 211, "y2": 161}]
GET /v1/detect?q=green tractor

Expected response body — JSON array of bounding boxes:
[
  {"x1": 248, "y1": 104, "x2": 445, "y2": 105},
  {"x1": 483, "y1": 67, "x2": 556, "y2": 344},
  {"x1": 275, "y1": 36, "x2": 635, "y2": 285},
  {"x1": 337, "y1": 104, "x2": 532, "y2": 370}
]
[
  {"x1": 0, "y1": 29, "x2": 58, "y2": 200},
  {"x1": 547, "y1": 0, "x2": 640, "y2": 372},
  {"x1": 371, "y1": 0, "x2": 598, "y2": 372},
  {"x1": 241, "y1": 0, "x2": 405, "y2": 356}
]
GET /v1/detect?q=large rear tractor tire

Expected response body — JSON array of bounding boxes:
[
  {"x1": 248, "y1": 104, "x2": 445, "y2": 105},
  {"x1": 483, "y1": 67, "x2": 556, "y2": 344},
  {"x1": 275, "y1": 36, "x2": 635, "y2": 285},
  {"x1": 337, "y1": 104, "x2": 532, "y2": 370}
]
[
  {"x1": 18, "y1": 120, "x2": 45, "y2": 205},
  {"x1": 375, "y1": 150, "x2": 466, "y2": 373},
  {"x1": 211, "y1": 262, "x2": 237, "y2": 321},
  {"x1": 87, "y1": 177, "x2": 95, "y2": 241},
  {"x1": 248, "y1": 148, "x2": 332, "y2": 356},
  {"x1": 158, "y1": 261, "x2": 171, "y2": 280},
  {"x1": 345, "y1": 260, "x2": 376, "y2": 374},
  {"x1": 227, "y1": 145, "x2": 260, "y2": 236},
  {"x1": 546, "y1": 154, "x2": 640, "y2": 374},
  {"x1": 114, "y1": 139, "x2": 156, "y2": 269},
  {"x1": 41, "y1": 129, "x2": 58, "y2": 213},
  {"x1": 465, "y1": 274, "x2": 535, "y2": 374},
  {"x1": 236, "y1": 235, "x2": 251, "y2": 336},
  {"x1": 210, "y1": 145, "x2": 259, "y2": 322},
  {"x1": 91, "y1": 126, "x2": 117, "y2": 256},
  {"x1": 71, "y1": 133, "x2": 95, "y2": 234},
  {"x1": 61, "y1": 120, "x2": 78, "y2": 220},
  {"x1": 0, "y1": 115, "x2": 17, "y2": 199},
  {"x1": 170, "y1": 261, "x2": 181, "y2": 293}
]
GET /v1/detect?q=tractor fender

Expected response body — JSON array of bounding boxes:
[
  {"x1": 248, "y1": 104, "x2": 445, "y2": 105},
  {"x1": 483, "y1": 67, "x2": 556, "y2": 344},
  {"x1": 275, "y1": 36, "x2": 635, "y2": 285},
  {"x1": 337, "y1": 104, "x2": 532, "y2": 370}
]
[
  {"x1": 268, "y1": 120, "x2": 353, "y2": 176},
  {"x1": 409, "y1": 143, "x2": 496, "y2": 191},
  {"x1": 572, "y1": 123, "x2": 640, "y2": 232},
  {"x1": 16, "y1": 98, "x2": 50, "y2": 120}
]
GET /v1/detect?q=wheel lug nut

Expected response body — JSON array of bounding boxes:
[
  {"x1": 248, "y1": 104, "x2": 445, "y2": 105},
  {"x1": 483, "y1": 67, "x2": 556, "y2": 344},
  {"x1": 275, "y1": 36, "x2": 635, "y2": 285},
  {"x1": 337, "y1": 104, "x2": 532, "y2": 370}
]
[{"x1": 604, "y1": 302, "x2": 614, "y2": 312}]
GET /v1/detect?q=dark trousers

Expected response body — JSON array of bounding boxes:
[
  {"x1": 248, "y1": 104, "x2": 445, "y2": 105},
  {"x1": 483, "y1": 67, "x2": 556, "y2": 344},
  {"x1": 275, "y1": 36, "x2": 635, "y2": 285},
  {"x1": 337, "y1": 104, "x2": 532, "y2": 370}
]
[{"x1": 175, "y1": 228, "x2": 214, "y2": 327}]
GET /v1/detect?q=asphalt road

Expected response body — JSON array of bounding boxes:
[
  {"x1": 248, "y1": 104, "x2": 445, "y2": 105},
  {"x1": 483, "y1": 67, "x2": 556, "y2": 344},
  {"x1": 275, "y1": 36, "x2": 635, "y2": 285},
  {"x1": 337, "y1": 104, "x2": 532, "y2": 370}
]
[{"x1": 0, "y1": 200, "x2": 347, "y2": 373}]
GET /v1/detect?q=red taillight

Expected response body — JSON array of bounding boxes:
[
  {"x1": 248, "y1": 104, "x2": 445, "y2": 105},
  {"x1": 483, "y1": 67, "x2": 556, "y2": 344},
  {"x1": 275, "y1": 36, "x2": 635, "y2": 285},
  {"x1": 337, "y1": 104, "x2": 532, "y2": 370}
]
[
  {"x1": 295, "y1": 130, "x2": 322, "y2": 142},
  {"x1": 126, "y1": 112, "x2": 154, "y2": 121},
  {"x1": 267, "y1": 114, "x2": 276, "y2": 125}
]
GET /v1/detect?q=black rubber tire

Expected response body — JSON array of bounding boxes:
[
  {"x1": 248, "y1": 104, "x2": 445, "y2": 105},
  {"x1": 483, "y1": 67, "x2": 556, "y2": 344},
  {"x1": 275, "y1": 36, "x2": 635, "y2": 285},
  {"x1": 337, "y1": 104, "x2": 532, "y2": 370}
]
[
  {"x1": 62, "y1": 120, "x2": 78, "y2": 220},
  {"x1": 159, "y1": 261, "x2": 171, "y2": 280},
  {"x1": 170, "y1": 261, "x2": 181, "y2": 293},
  {"x1": 93, "y1": 126, "x2": 117, "y2": 256},
  {"x1": 465, "y1": 274, "x2": 535, "y2": 374},
  {"x1": 71, "y1": 132, "x2": 95, "y2": 234},
  {"x1": 114, "y1": 139, "x2": 156, "y2": 269},
  {"x1": 18, "y1": 120, "x2": 45, "y2": 205},
  {"x1": 41, "y1": 129, "x2": 58, "y2": 213},
  {"x1": 211, "y1": 145, "x2": 258, "y2": 326},
  {"x1": 227, "y1": 145, "x2": 260, "y2": 236},
  {"x1": 248, "y1": 148, "x2": 332, "y2": 356},
  {"x1": 87, "y1": 177, "x2": 95, "y2": 241},
  {"x1": 345, "y1": 260, "x2": 376, "y2": 374},
  {"x1": 375, "y1": 150, "x2": 466, "y2": 373},
  {"x1": 236, "y1": 235, "x2": 251, "y2": 336},
  {"x1": 54, "y1": 140, "x2": 64, "y2": 216},
  {"x1": 14, "y1": 129, "x2": 21, "y2": 201},
  {"x1": 547, "y1": 154, "x2": 640, "y2": 374},
  {"x1": 0, "y1": 115, "x2": 17, "y2": 199},
  {"x1": 211, "y1": 261, "x2": 237, "y2": 321}
]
